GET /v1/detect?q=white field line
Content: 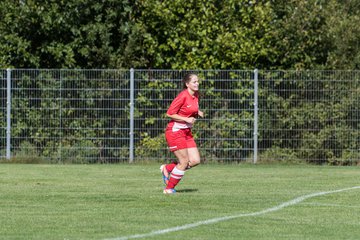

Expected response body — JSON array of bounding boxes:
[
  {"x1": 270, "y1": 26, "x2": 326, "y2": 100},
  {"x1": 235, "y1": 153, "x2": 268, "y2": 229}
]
[{"x1": 105, "y1": 186, "x2": 360, "y2": 240}]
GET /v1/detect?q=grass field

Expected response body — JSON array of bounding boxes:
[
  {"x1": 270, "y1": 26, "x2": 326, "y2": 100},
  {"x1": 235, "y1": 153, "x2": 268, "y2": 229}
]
[{"x1": 0, "y1": 163, "x2": 359, "y2": 240}]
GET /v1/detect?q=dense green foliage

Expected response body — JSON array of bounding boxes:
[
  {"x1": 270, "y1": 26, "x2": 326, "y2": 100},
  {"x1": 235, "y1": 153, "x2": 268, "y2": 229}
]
[
  {"x1": 1, "y1": 1, "x2": 360, "y2": 164},
  {"x1": 1, "y1": 0, "x2": 360, "y2": 69},
  {"x1": 270, "y1": 0, "x2": 360, "y2": 70},
  {"x1": 134, "y1": 0, "x2": 274, "y2": 69},
  {"x1": 0, "y1": 0, "x2": 140, "y2": 68}
]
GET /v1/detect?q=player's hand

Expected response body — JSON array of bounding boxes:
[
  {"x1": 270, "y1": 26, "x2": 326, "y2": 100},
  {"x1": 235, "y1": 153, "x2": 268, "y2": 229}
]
[
  {"x1": 186, "y1": 117, "x2": 196, "y2": 124},
  {"x1": 198, "y1": 110, "x2": 204, "y2": 118}
]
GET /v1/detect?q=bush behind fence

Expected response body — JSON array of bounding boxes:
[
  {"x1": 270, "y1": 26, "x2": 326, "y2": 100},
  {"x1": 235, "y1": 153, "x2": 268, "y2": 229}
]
[{"x1": 1, "y1": 69, "x2": 359, "y2": 165}]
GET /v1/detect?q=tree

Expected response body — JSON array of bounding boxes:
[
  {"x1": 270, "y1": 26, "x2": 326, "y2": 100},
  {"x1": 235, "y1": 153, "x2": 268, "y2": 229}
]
[
  {"x1": 324, "y1": 0, "x2": 360, "y2": 69},
  {"x1": 269, "y1": 0, "x2": 330, "y2": 70},
  {"x1": 270, "y1": 0, "x2": 360, "y2": 70},
  {"x1": 0, "y1": 0, "x2": 144, "y2": 68},
  {"x1": 134, "y1": 0, "x2": 275, "y2": 69}
]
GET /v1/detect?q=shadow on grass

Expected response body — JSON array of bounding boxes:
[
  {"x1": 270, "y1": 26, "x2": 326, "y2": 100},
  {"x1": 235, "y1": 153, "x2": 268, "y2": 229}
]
[{"x1": 176, "y1": 188, "x2": 198, "y2": 193}]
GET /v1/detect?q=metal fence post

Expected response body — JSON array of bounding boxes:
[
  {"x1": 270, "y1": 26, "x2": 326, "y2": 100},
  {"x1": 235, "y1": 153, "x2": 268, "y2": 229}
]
[
  {"x1": 253, "y1": 69, "x2": 259, "y2": 164},
  {"x1": 129, "y1": 68, "x2": 135, "y2": 163},
  {"x1": 59, "y1": 70, "x2": 63, "y2": 162},
  {"x1": 6, "y1": 68, "x2": 11, "y2": 160}
]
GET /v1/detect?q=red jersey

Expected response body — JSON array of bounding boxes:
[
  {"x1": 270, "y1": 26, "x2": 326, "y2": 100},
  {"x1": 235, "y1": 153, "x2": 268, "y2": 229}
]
[{"x1": 166, "y1": 89, "x2": 199, "y2": 131}]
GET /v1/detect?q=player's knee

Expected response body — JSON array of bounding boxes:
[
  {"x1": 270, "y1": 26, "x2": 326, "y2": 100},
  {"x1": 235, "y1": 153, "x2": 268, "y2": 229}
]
[
  {"x1": 189, "y1": 157, "x2": 201, "y2": 167},
  {"x1": 177, "y1": 159, "x2": 189, "y2": 170}
]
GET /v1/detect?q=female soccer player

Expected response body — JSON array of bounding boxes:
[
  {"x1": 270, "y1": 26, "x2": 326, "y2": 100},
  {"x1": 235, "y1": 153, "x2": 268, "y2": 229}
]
[{"x1": 160, "y1": 73, "x2": 204, "y2": 194}]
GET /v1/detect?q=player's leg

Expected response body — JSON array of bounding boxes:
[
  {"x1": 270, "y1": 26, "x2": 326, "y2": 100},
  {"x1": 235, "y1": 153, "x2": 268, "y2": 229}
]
[
  {"x1": 160, "y1": 164, "x2": 170, "y2": 185},
  {"x1": 160, "y1": 160, "x2": 177, "y2": 178},
  {"x1": 164, "y1": 148, "x2": 189, "y2": 193},
  {"x1": 173, "y1": 149, "x2": 190, "y2": 171},
  {"x1": 187, "y1": 147, "x2": 201, "y2": 168},
  {"x1": 161, "y1": 129, "x2": 179, "y2": 184},
  {"x1": 184, "y1": 129, "x2": 201, "y2": 169}
]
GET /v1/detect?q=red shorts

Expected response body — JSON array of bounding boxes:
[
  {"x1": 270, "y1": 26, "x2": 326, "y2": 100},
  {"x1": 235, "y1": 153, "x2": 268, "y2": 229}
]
[{"x1": 165, "y1": 128, "x2": 197, "y2": 152}]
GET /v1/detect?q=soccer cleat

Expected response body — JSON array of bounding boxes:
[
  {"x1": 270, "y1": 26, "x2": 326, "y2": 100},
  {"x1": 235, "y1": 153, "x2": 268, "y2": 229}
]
[
  {"x1": 160, "y1": 164, "x2": 170, "y2": 185},
  {"x1": 163, "y1": 188, "x2": 176, "y2": 194}
]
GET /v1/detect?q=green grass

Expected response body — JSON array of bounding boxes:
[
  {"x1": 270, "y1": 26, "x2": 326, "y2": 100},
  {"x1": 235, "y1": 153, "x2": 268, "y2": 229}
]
[{"x1": 0, "y1": 163, "x2": 359, "y2": 240}]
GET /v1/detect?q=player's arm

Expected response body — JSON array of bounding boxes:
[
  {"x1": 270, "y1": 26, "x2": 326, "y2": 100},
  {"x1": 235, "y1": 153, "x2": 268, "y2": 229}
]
[{"x1": 166, "y1": 113, "x2": 196, "y2": 124}]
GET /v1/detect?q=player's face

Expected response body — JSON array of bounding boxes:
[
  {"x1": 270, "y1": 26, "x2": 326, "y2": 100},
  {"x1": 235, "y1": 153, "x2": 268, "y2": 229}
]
[{"x1": 186, "y1": 75, "x2": 199, "y2": 92}]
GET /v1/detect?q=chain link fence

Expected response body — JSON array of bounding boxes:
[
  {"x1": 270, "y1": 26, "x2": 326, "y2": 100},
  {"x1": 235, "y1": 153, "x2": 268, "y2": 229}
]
[
  {"x1": 1, "y1": 69, "x2": 359, "y2": 164},
  {"x1": 258, "y1": 70, "x2": 360, "y2": 165}
]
